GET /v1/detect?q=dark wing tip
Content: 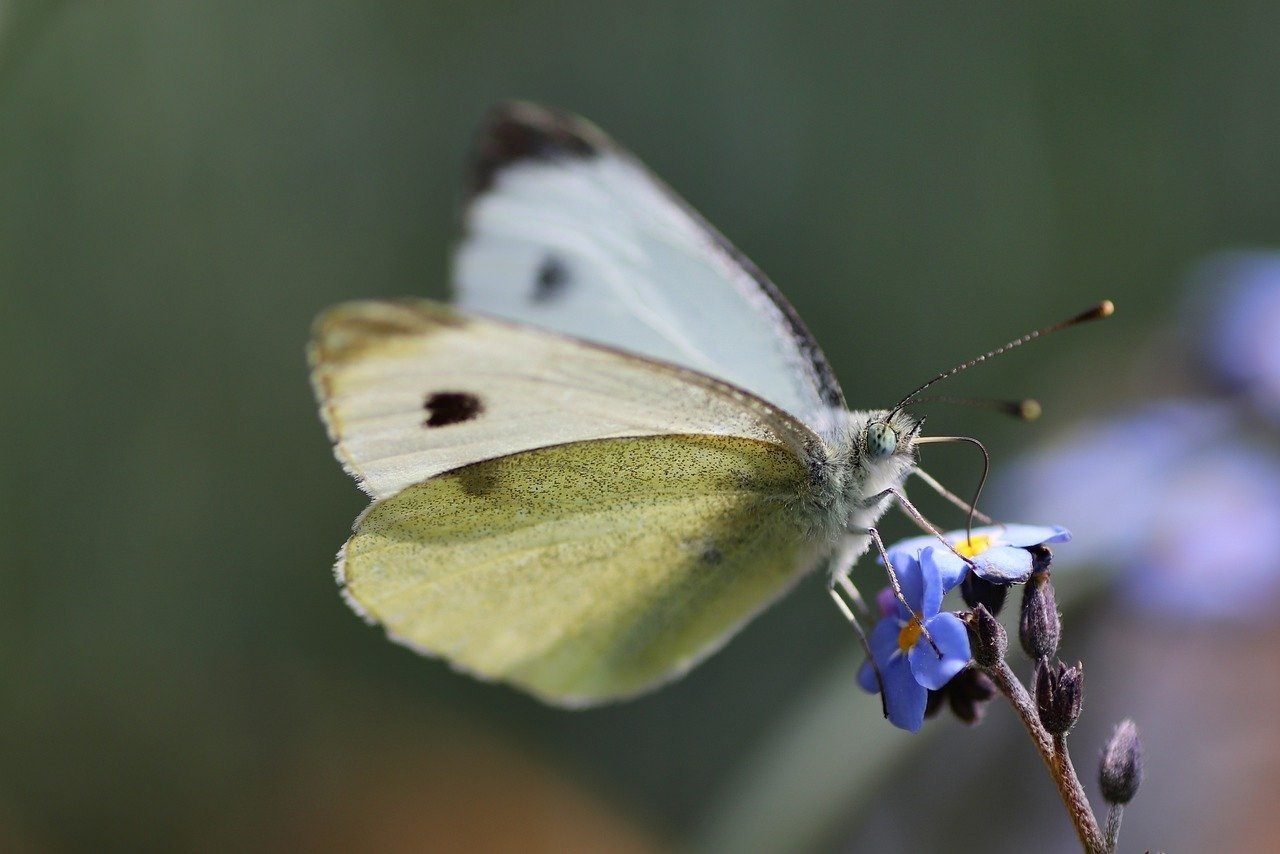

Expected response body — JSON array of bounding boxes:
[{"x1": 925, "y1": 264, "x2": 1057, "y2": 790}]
[{"x1": 468, "y1": 101, "x2": 607, "y2": 196}]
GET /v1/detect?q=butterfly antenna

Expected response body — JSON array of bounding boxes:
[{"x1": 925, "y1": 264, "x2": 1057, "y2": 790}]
[
  {"x1": 914, "y1": 435, "x2": 991, "y2": 541},
  {"x1": 889, "y1": 300, "x2": 1114, "y2": 418},
  {"x1": 911, "y1": 395, "x2": 1042, "y2": 421}
]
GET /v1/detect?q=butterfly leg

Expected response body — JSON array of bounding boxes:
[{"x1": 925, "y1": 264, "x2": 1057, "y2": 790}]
[
  {"x1": 827, "y1": 578, "x2": 888, "y2": 719},
  {"x1": 865, "y1": 525, "x2": 942, "y2": 658},
  {"x1": 912, "y1": 468, "x2": 996, "y2": 526},
  {"x1": 861, "y1": 486, "x2": 979, "y2": 573}
]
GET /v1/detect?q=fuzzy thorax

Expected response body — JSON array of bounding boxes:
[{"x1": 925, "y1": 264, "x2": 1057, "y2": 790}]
[{"x1": 800, "y1": 407, "x2": 921, "y2": 549}]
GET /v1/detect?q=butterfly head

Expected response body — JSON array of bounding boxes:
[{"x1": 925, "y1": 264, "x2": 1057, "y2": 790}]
[
  {"x1": 858, "y1": 409, "x2": 923, "y2": 464},
  {"x1": 864, "y1": 421, "x2": 897, "y2": 459},
  {"x1": 824, "y1": 408, "x2": 924, "y2": 525}
]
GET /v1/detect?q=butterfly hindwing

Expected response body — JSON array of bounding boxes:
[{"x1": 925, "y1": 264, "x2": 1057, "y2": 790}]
[
  {"x1": 338, "y1": 434, "x2": 824, "y2": 705},
  {"x1": 453, "y1": 101, "x2": 845, "y2": 427}
]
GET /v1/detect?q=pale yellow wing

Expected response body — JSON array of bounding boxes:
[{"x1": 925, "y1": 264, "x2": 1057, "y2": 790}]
[
  {"x1": 338, "y1": 434, "x2": 825, "y2": 706},
  {"x1": 310, "y1": 299, "x2": 816, "y2": 500}
]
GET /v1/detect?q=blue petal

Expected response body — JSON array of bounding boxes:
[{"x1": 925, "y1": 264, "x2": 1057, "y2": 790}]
[
  {"x1": 971, "y1": 546, "x2": 1034, "y2": 583},
  {"x1": 908, "y1": 612, "x2": 972, "y2": 690},
  {"x1": 996, "y1": 523, "x2": 1072, "y2": 548},
  {"x1": 867, "y1": 615, "x2": 902, "y2": 663},
  {"x1": 892, "y1": 524, "x2": 1071, "y2": 577},
  {"x1": 858, "y1": 617, "x2": 902, "y2": 694},
  {"x1": 946, "y1": 524, "x2": 1007, "y2": 541},
  {"x1": 885, "y1": 533, "x2": 938, "y2": 562},
  {"x1": 917, "y1": 550, "x2": 948, "y2": 616},
  {"x1": 881, "y1": 655, "x2": 928, "y2": 732},
  {"x1": 885, "y1": 551, "x2": 925, "y2": 617},
  {"x1": 857, "y1": 659, "x2": 880, "y2": 693},
  {"x1": 861, "y1": 613, "x2": 933, "y2": 731},
  {"x1": 927, "y1": 524, "x2": 1011, "y2": 551},
  {"x1": 921, "y1": 546, "x2": 970, "y2": 593}
]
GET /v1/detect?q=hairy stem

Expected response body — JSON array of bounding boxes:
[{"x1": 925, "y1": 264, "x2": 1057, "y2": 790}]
[
  {"x1": 982, "y1": 659, "x2": 1105, "y2": 853},
  {"x1": 1104, "y1": 803, "x2": 1124, "y2": 853}
]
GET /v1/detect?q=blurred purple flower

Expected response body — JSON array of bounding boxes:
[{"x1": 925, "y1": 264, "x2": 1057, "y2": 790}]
[
  {"x1": 888, "y1": 524, "x2": 1071, "y2": 586},
  {"x1": 1191, "y1": 251, "x2": 1280, "y2": 419},
  {"x1": 994, "y1": 399, "x2": 1280, "y2": 620},
  {"x1": 858, "y1": 551, "x2": 971, "y2": 732},
  {"x1": 994, "y1": 401, "x2": 1230, "y2": 566},
  {"x1": 1135, "y1": 442, "x2": 1280, "y2": 618}
]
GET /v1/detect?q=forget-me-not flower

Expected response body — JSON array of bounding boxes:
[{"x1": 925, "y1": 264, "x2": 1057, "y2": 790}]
[
  {"x1": 858, "y1": 550, "x2": 971, "y2": 732},
  {"x1": 888, "y1": 524, "x2": 1072, "y2": 586}
]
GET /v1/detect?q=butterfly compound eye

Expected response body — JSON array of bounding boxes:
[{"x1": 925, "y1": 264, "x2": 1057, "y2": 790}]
[{"x1": 865, "y1": 423, "x2": 897, "y2": 459}]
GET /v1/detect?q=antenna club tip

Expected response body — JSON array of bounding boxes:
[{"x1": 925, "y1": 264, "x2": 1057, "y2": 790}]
[
  {"x1": 1020, "y1": 399, "x2": 1043, "y2": 421},
  {"x1": 1099, "y1": 299, "x2": 1115, "y2": 317}
]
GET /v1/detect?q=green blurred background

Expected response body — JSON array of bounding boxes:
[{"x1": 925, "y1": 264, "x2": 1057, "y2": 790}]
[{"x1": 5, "y1": 2, "x2": 1280, "y2": 851}]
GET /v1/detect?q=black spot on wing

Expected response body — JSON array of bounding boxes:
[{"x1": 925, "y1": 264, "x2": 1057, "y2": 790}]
[
  {"x1": 532, "y1": 256, "x2": 571, "y2": 303},
  {"x1": 700, "y1": 545, "x2": 724, "y2": 566},
  {"x1": 424, "y1": 392, "x2": 484, "y2": 428},
  {"x1": 469, "y1": 102, "x2": 603, "y2": 197}
]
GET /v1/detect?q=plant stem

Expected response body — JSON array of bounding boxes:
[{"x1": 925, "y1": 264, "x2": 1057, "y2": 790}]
[
  {"x1": 1104, "y1": 803, "x2": 1124, "y2": 853},
  {"x1": 982, "y1": 659, "x2": 1105, "y2": 853}
]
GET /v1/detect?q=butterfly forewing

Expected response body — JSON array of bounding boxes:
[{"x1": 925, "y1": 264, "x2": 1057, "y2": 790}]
[
  {"x1": 453, "y1": 102, "x2": 845, "y2": 428},
  {"x1": 309, "y1": 298, "x2": 817, "y2": 500}
]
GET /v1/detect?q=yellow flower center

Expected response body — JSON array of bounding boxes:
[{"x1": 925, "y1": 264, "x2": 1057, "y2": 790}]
[
  {"x1": 897, "y1": 617, "x2": 923, "y2": 653},
  {"x1": 954, "y1": 534, "x2": 993, "y2": 558}
]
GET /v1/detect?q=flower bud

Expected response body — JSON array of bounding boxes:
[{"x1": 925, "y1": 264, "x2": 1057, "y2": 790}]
[
  {"x1": 1034, "y1": 659, "x2": 1083, "y2": 735},
  {"x1": 1019, "y1": 570, "x2": 1060, "y2": 661},
  {"x1": 1028, "y1": 544, "x2": 1053, "y2": 574},
  {"x1": 925, "y1": 668, "x2": 997, "y2": 725},
  {"x1": 949, "y1": 668, "x2": 996, "y2": 725},
  {"x1": 962, "y1": 604, "x2": 1007, "y2": 668},
  {"x1": 961, "y1": 571, "x2": 1008, "y2": 616},
  {"x1": 924, "y1": 686, "x2": 947, "y2": 719},
  {"x1": 1099, "y1": 719, "x2": 1143, "y2": 804}
]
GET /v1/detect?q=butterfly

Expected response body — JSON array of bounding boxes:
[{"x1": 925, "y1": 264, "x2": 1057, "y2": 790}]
[{"x1": 309, "y1": 102, "x2": 1093, "y2": 707}]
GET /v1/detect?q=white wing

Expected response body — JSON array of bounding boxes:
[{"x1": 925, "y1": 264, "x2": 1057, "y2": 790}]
[
  {"x1": 309, "y1": 299, "x2": 818, "y2": 500},
  {"x1": 452, "y1": 102, "x2": 844, "y2": 429}
]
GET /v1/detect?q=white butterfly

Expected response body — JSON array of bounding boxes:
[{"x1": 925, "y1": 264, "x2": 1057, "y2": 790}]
[{"x1": 311, "y1": 103, "x2": 978, "y2": 706}]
